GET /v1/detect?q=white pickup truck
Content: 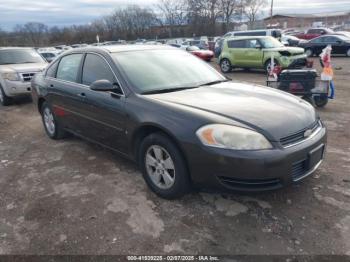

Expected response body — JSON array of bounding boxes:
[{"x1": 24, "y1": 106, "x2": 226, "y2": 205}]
[{"x1": 0, "y1": 47, "x2": 47, "y2": 106}]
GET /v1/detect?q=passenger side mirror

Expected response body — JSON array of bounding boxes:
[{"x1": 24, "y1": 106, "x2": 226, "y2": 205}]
[{"x1": 90, "y1": 79, "x2": 121, "y2": 93}]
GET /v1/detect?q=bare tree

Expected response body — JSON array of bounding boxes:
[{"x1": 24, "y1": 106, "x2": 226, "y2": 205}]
[
  {"x1": 157, "y1": 0, "x2": 187, "y2": 37},
  {"x1": 219, "y1": 0, "x2": 239, "y2": 31},
  {"x1": 244, "y1": 0, "x2": 266, "y2": 29},
  {"x1": 14, "y1": 22, "x2": 49, "y2": 46}
]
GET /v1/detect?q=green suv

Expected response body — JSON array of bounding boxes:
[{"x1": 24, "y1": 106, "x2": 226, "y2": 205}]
[{"x1": 219, "y1": 36, "x2": 307, "y2": 73}]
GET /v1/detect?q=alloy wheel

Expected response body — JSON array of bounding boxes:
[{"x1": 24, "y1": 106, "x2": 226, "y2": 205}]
[
  {"x1": 306, "y1": 49, "x2": 313, "y2": 57},
  {"x1": 0, "y1": 89, "x2": 3, "y2": 103},
  {"x1": 145, "y1": 145, "x2": 176, "y2": 190},
  {"x1": 43, "y1": 107, "x2": 56, "y2": 136},
  {"x1": 221, "y1": 60, "x2": 231, "y2": 72}
]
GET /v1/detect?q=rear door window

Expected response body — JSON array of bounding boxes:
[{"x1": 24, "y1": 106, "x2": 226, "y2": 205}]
[
  {"x1": 56, "y1": 54, "x2": 83, "y2": 83},
  {"x1": 227, "y1": 40, "x2": 246, "y2": 48}
]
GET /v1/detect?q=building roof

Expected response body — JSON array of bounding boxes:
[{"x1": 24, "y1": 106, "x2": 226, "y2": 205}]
[{"x1": 264, "y1": 11, "x2": 350, "y2": 20}]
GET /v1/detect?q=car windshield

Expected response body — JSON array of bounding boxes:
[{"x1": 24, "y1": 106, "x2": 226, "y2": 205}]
[
  {"x1": 112, "y1": 50, "x2": 226, "y2": 94},
  {"x1": 0, "y1": 49, "x2": 45, "y2": 65},
  {"x1": 260, "y1": 37, "x2": 284, "y2": 48}
]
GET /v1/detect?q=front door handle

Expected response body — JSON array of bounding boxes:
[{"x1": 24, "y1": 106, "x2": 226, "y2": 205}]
[{"x1": 77, "y1": 93, "x2": 86, "y2": 98}]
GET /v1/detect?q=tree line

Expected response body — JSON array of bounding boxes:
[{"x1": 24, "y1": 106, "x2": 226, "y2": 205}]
[{"x1": 0, "y1": 0, "x2": 267, "y2": 47}]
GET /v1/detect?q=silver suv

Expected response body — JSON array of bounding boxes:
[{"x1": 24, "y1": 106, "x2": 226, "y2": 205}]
[{"x1": 0, "y1": 48, "x2": 47, "y2": 106}]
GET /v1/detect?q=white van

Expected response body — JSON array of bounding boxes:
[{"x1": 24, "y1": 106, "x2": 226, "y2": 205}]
[{"x1": 223, "y1": 29, "x2": 282, "y2": 39}]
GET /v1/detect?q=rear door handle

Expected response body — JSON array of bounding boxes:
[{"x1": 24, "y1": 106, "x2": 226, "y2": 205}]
[{"x1": 77, "y1": 93, "x2": 86, "y2": 98}]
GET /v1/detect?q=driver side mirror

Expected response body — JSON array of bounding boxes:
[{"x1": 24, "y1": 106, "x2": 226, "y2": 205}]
[{"x1": 90, "y1": 79, "x2": 122, "y2": 94}]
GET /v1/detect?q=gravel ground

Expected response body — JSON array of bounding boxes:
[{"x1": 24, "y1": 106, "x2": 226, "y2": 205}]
[{"x1": 0, "y1": 57, "x2": 349, "y2": 256}]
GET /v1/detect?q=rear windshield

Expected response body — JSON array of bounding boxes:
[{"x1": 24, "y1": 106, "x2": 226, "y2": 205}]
[{"x1": 0, "y1": 49, "x2": 45, "y2": 65}]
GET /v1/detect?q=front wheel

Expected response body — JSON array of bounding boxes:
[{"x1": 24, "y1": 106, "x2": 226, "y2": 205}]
[
  {"x1": 0, "y1": 85, "x2": 12, "y2": 106},
  {"x1": 41, "y1": 102, "x2": 67, "y2": 139},
  {"x1": 305, "y1": 49, "x2": 313, "y2": 57},
  {"x1": 139, "y1": 133, "x2": 191, "y2": 199},
  {"x1": 220, "y1": 59, "x2": 232, "y2": 73}
]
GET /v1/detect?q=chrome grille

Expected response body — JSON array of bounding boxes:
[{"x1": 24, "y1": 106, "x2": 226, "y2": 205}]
[
  {"x1": 280, "y1": 121, "x2": 321, "y2": 148},
  {"x1": 20, "y1": 72, "x2": 36, "y2": 82}
]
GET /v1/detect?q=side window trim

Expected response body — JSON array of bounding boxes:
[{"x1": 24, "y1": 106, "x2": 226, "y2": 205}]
[{"x1": 55, "y1": 53, "x2": 84, "y2": 84}]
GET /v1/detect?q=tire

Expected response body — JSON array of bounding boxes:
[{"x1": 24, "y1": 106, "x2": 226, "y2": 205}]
[
  {"x1": 139, "y1": 132, "x2": 191, "y2": 199},
  {"x1": 305, "y1": 49, "x2": 313, "y2": 57},
  {"x1": 314, "y1": 95, "x2": 328, "y2": 108},
  {"x1": 0, "y1": 85, "x2": 12, "y2": 106},
  {"x1": 220, "y1": 58, "x2": 232, "y2": 73},
  {"x1": 347, "y1": 48, "x2": 350, "y2": 57},
  {"x1": 40, "y1": 102, "x2": 67, "y2": 139},
  {"x1": 264, "y1": 59, "x2": 279, "y2": 73}
]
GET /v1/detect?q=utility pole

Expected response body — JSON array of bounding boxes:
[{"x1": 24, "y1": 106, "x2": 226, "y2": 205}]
[{"x1": 270, "y1": 0, "x2": 274, "y2": 28}]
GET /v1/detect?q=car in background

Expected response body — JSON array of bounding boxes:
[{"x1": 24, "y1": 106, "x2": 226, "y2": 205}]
[
  {"x1": 294, "y1": 28, "x2": 334, "y2": 40},
  {"x1": 223, "y1": 29, "x2": 282, "y2": 40},
  {"x1": 186, "y1": 46, "x2": 214, "y2": 62},
  {"x1": 214, "y1": 38, "x2": 225, "y2": 58},
  {"x1": 31, "y1": 45, "x2": 326, "y2": 199},
  {"x1": 0, "y1": 47, "x2": 47, "y2": 106},
  {"x1": 219, "y1": 36, "x2": 307, "y2": 73},
  {"x1": 281, "y1": 35, "x2": 305, "y2": 47},
  {"x1": 39, "y1": 51, "x2": 59, "y2": 63},
  {"x1": 55, "y1": 45, "x2": 72, "y2": 51},
  {"x1": 71, "y1": 44, "x2": 89, "y2": 49},
  {"x1": 298, "y1": 34, "x2": 350, "y2": 57},
  {"x1": 334, "y1": 31, "x2": 350, "y2": 38},
  {"x1": 181, "y1": 40, "x2": 209, "y2": 50}
]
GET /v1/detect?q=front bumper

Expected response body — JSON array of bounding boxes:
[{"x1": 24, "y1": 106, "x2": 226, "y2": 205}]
[
  {"x1": 185, "y1": 126, "x2": 327, "y2": 192},
  {"x1": 2, "y1": 79, "x2": 32, "y2": 97}
]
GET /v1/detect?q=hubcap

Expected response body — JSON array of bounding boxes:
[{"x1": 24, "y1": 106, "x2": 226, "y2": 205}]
[
  {"x1": 145, "y1": 145, "x2": 175, "y2": 190},
  {"x1": 43, "y1": 107, "x2": 55, "y2": 135},
  {"x1": 306, "y1": 49, "x2": 313, "y2": 57},
  {"x1": 347, "y1": 49, "x2": 350, "y2": 57},
  {"x1": 0, "y1": 89, "x2": 3, "y2": 102},
  {"x1": 221, "y1": 60, "x2": 230, "y2": 72}
]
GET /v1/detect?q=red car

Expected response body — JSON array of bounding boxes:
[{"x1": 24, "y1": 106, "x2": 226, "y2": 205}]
[
  {"x1": 294, "y1": 28, "x2": 334, "y2": 40},
  {"x1": 186, "y1": 46, "x2": 214, "y2": 62}
]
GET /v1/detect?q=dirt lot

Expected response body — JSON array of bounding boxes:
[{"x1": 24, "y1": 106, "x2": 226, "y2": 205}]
[{"x1": 0, "y1": 57, "x2": 349, "y2": 256}]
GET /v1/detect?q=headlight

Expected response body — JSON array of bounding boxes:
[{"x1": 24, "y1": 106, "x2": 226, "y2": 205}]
[
  {"x1": 196, "y1": 124, "x2": 272, "y2": 150},
  {"x1": 2, "y1": 72, "x2": 20, "y2": 81}
]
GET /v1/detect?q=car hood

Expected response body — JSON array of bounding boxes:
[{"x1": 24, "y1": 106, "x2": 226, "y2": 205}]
[
  {"x1": 264, "y1": 47, "x2": 305, "y2": 55},
  {"x1": 147, "y1": 82, "x2": 316, "y2": 140},
  {"x1": 0, "y1": 62, "x2": 47, "y2": 73}
]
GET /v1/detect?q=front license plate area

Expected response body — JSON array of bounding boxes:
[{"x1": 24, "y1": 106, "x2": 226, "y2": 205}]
[{"x1": 308, "y1": 144, "x2": 325, "y2": 169}]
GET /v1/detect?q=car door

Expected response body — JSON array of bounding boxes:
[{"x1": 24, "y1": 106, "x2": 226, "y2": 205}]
[
  {"x1": 226, "y1": 39, "x2": 246, "y2": 66},
  {"x1": 309, "y1": 37, "x2": 326, "y2": 55},
  {"x1": 323, "y1": 36, "x2": 343, "y2": 54},
  {"x1": 242, "y1": 39, "x2": 264, "y2": 68},
  {"x1": 47, "y1": 53, "x2": 86, "y2": 132},
  {"x1": 78, "y1": 53, "x2": 128, "y2": 153}
]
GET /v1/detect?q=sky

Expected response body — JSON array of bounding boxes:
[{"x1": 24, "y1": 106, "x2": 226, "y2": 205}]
[{"x1": 0, "y1": 0, "x2": 349, "y2": 30}]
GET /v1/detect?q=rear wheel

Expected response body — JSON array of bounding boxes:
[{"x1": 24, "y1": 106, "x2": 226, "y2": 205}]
[
  {"x1": 139, "y1": 132, "x2": 191, "y2": 199},
  {"x1": 314, "y1": 95, "x2": 328, "y2": 108},
  {"x1": 220, "y1": 58, "x2": 232, "y2": 73},
  {"x1": 41, "y1": 102, "x2": 67, "y2": 139},
  {"x1": 0, "y1": 85, "x2": 12, "y2": 106},
  {"x1": 347, "y1": 48, "x2": 350, "y2": 57},
  {"x1": 305, "y1": 49, "x2": 313, "y2": 57}
]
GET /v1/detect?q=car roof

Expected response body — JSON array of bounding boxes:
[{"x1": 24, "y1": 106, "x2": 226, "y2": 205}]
[
  {"x1": 0, "y1": 47, "x2": 34, "y2": 50},
  {"x1": 225, "y1": 36, "x2": 271, "y2": 41},
  {"x1": 66, "y1": 45, "x2": 176, "y2": 54}
]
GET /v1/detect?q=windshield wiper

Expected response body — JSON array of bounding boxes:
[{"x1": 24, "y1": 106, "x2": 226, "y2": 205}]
[
  {"x1": 142, "y1": 86, "x2": 199, "y2": 95},
  {"x1": 198, "y1": 79, "x2": 230, "y2": 87}
]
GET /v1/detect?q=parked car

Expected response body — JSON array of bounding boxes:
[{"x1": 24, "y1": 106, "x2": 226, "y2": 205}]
[
  {"x1": 0, "y1": 47, "x2": 47, "y2": 106},
  {"x1": 294, "y1": 28, "x2": 334, "y2": 40},
  {"x1": 39, "y1": 51, "x2": 59, "y2": 63},
  {"x1": 219, "y1": 36, "x2": 307, "y2": 73},
  {"x1": 334, "y1": 31, "x2": 350, "y2": 38},
  {"x1": 281, "y1": 34, "x2": 305, "y2": 47},
  {"x1": 31, "y1": 45, "x2": 326, "y2": 199},
  {"x1": 186, "y1": 46, "x2": 214, "y2": 61},
  {"x1": 298, "y1": 34, "x2": 350, "y2": 57},
  {"x1": 223, "y1": 29, "x2": 282, "y2": 40},
  {"x1": 181, "y1": 40, "x2": 209, "y2": 50}
]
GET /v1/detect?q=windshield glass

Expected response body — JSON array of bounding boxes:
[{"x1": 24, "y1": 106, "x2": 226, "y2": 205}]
[
  {"x1": 0, "y1": 49, "x2": 45, "y2": 65},
  {"x1": 260, "y1": 37, "x2": 284, "y2": 48},
  {"x1": 113, "y1": 50, "x2": 225, "y2": 94}
]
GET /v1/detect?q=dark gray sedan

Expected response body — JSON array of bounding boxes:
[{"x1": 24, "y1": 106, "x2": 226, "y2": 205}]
[{"x1": 31, "y1": 45, "x2": 327, "y2": 199}]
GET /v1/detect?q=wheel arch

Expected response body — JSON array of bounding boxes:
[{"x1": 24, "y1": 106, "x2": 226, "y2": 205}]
[{"x1": 131, "y1": 124, "x2": 192, "y2": 180}]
